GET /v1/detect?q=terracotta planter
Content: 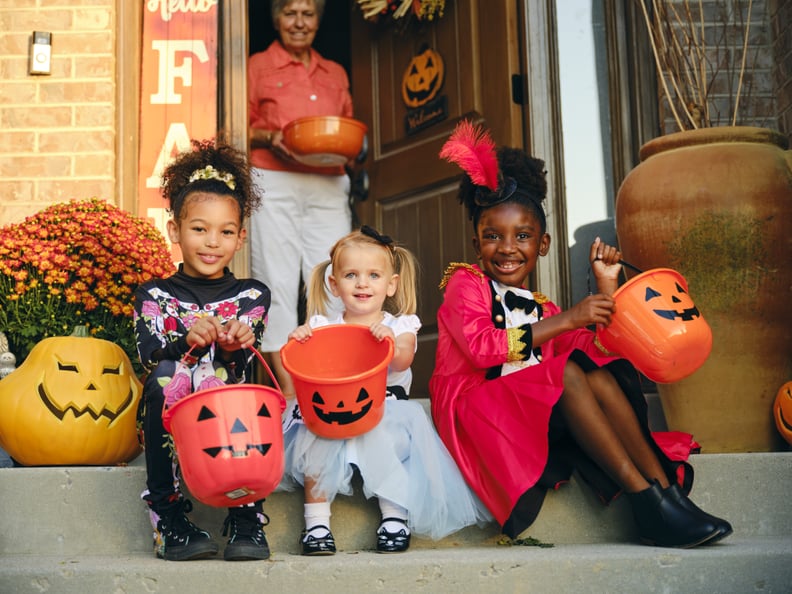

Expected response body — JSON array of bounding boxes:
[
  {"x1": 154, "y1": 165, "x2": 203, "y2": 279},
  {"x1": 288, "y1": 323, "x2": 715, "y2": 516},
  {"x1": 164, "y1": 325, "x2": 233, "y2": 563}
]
[{"x1": 615, "y1": 126, "x2": 792, "y2": 452}]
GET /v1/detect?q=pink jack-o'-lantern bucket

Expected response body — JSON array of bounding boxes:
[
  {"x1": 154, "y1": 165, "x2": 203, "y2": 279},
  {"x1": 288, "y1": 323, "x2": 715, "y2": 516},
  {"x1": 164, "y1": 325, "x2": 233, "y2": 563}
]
[{"x1": 162, "y1": 349, "x2": 286, "y2": 507}]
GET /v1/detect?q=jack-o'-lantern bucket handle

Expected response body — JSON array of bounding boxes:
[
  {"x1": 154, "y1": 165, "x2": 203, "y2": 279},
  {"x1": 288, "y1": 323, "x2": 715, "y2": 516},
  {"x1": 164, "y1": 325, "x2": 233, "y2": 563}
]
[{"x1": 162, "y1": 345, "x2": 281, "y2": 432}]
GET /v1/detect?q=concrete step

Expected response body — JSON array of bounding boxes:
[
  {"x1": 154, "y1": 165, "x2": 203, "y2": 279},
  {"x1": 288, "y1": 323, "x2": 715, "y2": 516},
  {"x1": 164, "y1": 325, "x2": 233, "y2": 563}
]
[
  {"x1": 0, "y1": 396, "x2": 790, "y2": 593},
  {"x1": 1, "y1": 449, "x2": 789, "y2": 556},
  {"x1": 1, "y1": 538, "x2": 790, "y2": 594}
]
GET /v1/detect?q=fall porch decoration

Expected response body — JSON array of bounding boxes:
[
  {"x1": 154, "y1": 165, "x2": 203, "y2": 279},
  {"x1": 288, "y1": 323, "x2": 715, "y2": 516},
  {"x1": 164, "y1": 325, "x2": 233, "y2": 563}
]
[
  {"x1": 0, "y1": 326, "x2": 142, "y2": 466},
  {"x1": 356, "y1": 0, "x2": 445, "y2": 28},
  {"x1": 637, "y1": 0, "x2": 761, "y2": 130},
  {"x1": 0, "y1": 198, "x2": 175, "y2": 375}
]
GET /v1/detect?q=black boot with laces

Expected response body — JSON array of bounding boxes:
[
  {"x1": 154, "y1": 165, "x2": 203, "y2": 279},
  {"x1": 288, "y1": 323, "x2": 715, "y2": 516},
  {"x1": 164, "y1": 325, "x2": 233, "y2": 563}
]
[
  {"x1": 222, "y1": 504, "x2": 271, "y2": 561},
  {"x1": 153, "y1": 498, "x2": 219, "y2": 561}
]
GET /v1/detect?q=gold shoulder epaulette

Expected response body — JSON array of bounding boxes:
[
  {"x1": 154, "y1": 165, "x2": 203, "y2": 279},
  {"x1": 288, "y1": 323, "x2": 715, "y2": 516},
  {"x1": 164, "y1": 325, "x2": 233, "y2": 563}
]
[
  {"x1": 533, "y1": 292, "x2": 550, "y2": 305},
  {"x1": 438, "y1": 262, "x2": 484, "y2": 290}
]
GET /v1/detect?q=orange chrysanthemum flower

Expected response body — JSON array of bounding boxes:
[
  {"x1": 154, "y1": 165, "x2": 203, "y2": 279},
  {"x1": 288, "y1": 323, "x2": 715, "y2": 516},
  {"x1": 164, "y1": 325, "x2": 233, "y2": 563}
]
[{"x1": 0, "y1": 198, "x2": 176, "y2": 373}]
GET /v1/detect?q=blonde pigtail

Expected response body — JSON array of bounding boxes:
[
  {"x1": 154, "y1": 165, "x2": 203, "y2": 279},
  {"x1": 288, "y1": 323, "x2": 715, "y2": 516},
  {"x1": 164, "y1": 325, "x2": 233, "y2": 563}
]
[
  {"x1": 390, "y1": 246, "x2": 419, "y2": 316},
  {"x1": 306, "y1": 260, "x2": 333, "y2": 318}
]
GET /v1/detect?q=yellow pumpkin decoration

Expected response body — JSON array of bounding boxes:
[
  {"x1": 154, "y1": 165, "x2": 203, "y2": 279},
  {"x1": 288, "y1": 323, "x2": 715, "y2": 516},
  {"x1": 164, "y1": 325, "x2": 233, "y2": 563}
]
[
  {"x1": 773, "y1": 381, "x2": 792, "y2": 446},
  {"x1": 0, "y1": 327, "x2": 142, "y2": 465},
  {"x1": 401, "y1": 45, "x2": 445, "y2": 109}
]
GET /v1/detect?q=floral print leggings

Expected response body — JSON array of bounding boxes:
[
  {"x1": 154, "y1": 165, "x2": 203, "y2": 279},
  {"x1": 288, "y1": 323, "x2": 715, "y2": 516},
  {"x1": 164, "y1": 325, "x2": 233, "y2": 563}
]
[{"x1": 137, "y1": 358, "x2": 238, "y2": 509}]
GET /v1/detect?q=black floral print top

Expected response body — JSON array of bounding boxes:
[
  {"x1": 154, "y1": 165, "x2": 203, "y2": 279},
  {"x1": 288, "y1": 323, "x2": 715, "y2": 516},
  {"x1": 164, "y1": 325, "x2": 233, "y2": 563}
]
[{"x1": 133, "y1": 265, "x2": 270, "y2": 378}]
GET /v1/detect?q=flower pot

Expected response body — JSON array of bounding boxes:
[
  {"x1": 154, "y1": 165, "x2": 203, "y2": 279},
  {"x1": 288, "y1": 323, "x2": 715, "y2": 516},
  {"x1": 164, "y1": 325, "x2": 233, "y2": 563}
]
[{"x1": 615, "y1": 126, "x2": 792, "y2": 452}]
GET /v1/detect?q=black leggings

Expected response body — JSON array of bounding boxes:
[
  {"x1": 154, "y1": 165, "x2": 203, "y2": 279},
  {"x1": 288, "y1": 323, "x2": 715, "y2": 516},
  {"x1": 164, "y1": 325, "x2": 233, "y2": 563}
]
[{"x1": 137, "y1": 359, "x2": 234, "y2": 508}]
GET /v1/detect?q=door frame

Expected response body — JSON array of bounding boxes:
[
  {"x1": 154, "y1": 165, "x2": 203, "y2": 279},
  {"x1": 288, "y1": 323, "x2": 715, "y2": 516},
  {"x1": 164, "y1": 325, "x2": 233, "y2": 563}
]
[
  {"x1": 117, "y1": 1, "x2": 652, "y2": 300},
  {"x1": 519, "y1": 0, "x2": 571, "y2": 305}
]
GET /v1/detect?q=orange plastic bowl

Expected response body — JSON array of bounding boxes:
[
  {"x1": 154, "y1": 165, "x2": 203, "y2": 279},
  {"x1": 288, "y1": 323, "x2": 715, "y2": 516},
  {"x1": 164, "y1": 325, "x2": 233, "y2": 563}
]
[
  {"x1": 280, "y1": 324, "x2": 393, "y2": 439},
  {"x1": 282, "y1": 116, "x2": 367, "y2": 167}
]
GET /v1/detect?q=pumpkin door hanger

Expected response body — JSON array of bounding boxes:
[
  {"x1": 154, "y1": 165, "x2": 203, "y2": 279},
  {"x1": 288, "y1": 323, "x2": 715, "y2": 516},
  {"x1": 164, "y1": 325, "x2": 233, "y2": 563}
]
[
  {"x1": 401, "y1": 45, "x2": 445, "y2": 109},
  {"x1": 596, "y1": 268, "x2": 713, "y2": 384},
  {"x1": 280, "y1": 324, "x2": 394, "y2": 440}
]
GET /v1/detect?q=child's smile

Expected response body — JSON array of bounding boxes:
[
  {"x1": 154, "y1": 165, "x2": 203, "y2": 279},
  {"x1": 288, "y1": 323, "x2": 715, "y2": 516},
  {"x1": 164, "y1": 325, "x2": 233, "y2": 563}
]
[
  {"x1": 473, "y1": 202, "x2": 550, "y2": 288},
  {"x1": 167, "y1": 192, "x2": 245, "y2": 280},
  {"x1": 329, "y1": 244, "x2": 398, "y2": 324}
]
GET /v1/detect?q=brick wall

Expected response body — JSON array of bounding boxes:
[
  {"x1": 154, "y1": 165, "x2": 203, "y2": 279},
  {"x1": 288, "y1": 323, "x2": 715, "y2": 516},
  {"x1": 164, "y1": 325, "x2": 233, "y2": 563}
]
[
  {"x1": 770, "y1": 0, "x2": 792, "y2": 142},
  {"x1": 0, "y1": 2, "x2": 116, "y2": 225}
]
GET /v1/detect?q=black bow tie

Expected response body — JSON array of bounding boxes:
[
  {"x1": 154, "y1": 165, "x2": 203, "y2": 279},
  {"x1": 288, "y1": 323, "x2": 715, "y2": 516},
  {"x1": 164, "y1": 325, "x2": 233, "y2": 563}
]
[{"x1": 504, "y1": 290, "x2": 537, "y2": 314}]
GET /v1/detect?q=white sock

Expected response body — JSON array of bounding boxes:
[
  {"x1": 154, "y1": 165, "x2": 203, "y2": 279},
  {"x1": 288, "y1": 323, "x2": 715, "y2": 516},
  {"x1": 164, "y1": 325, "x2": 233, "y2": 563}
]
[
  {"x1": 378, "y1": 498, "x2": 409, "y2": 534},
  {"x1": 304, "y1": 501, "x2": 332, "y2": 539}
]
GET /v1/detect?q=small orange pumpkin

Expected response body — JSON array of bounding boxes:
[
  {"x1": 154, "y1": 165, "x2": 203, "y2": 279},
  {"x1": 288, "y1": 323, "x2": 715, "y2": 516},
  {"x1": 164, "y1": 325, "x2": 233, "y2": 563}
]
[
  {"x1": 773, "y1": 381, "x2": 792, "y2": 446},
  {"x1": 0, "y1": 328, "x2": 142, "y2": 465},
  {"x1": 401, "y1": 45, "x2": 445, "y2": 109}
]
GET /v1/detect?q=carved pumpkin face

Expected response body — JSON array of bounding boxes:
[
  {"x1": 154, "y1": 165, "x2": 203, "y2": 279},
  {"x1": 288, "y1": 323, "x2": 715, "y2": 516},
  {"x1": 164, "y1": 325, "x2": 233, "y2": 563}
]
[
  {"x1": 0, "y1": 335, "x2": 142, "y2": 466},
  {"x1": 402, "y1": 46, "x2": 445, "y2": 108},
  {"x1": 311, "y1": 387, "x2": 373, "y2": 426},
  {"x1": 646, "y1": 278, "x2": 702, "y2": 321},
  {"x1": 773, "y1": 382, "x2": 792, "y2": 445},
  {"x1": 164, "y1": 385, "x2": 285, "y2": 507}
]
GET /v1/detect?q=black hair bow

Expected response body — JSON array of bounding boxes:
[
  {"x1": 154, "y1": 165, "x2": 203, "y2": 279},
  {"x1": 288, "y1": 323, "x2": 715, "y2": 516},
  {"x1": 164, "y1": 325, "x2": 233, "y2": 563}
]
[{"x1": 361, "y1": 225, "x2": 393, "y2": 246}]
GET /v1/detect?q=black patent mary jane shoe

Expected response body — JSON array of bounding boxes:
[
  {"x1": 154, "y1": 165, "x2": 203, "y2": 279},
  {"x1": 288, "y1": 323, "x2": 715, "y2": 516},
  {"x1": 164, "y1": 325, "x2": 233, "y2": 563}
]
[
  {"x1": 301, "y1": 525, "x2": 336, "y2": 556},
  {"x1": 376, "y1": 518, "x2": 411, "y2": 553}
]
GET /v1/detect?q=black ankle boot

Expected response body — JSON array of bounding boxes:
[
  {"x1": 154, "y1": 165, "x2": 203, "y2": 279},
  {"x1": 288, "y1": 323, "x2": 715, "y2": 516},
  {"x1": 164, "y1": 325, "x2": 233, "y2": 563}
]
[
  {"x1": 663, "y1": 483, "x2": 732, "y2": 544},
  {"x1": 627, "y1": 480, "x2": 721, "y2": 548}
]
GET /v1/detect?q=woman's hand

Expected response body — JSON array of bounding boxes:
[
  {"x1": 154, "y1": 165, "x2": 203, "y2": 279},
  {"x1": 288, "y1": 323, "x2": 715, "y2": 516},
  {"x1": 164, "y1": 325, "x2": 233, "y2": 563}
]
[
  {"x1": 288, "y1": 324, "x2": 313, "y2": 343},
  {"x1": 270, "y1": 130, "x2": 297, "y2": 163}
]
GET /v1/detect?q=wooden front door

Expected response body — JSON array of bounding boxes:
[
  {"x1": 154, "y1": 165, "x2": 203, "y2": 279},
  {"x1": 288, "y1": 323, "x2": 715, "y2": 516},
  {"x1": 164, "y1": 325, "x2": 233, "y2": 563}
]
[
  {"x1": 238, "y1": 1, "x2": 525, "y2": 397},
  {"x1": 349, "y1": 1, "x2": 525, "y2": 397}
]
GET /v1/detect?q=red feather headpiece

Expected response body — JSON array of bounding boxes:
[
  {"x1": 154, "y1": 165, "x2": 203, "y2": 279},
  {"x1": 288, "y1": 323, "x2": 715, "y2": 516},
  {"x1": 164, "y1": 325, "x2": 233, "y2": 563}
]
[{"x1": 439, "y1": 120, "x2": 499, "y2": 191}]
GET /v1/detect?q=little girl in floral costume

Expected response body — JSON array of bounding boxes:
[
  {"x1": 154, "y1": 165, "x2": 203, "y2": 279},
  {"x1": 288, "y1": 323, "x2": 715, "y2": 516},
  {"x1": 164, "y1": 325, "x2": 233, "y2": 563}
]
[{"x1": 134, "y1": 139, "x2": 274, "y2": 562}]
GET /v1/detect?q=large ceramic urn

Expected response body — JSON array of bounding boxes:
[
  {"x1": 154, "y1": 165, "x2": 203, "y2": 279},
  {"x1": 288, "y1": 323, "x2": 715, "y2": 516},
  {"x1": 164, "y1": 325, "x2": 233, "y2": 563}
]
[{"x1": 615, "y1": 126, "x2": 792, "y2": 452}]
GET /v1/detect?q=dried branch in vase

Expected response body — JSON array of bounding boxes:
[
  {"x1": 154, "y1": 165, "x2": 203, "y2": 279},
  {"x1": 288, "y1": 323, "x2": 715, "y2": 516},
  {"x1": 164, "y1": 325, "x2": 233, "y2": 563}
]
[{"x1": 637, "y1": 0, "x2": 761, "y2": 130}]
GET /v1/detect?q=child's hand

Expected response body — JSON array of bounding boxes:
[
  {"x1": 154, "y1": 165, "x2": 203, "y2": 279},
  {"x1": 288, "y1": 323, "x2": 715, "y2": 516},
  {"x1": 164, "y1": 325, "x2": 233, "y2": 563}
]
[
  {"x1": 369, "y1": 322, "x2": 396, "y2": 343},
  {"x1": 566, "y1": 293, "x2": 616, "y2": 328},
  {"x1": 288, "y1": 324, "x2": 313, "y2": 342},
  {"x1": 186, "y1": 316, "x2": 224, "y2": 348},
  {"x1": 590, "y1": 237, "x2": 623, "y2": 295},
  {"x1": 217, "y1": 319, "x2": 256, "y2": 351}
]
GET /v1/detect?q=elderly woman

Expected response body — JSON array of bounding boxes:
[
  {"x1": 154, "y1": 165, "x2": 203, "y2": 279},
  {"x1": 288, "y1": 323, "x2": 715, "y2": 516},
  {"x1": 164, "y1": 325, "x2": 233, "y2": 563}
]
[{"x1": 248, "y1": 0, "x2": 354, "y2": 395}]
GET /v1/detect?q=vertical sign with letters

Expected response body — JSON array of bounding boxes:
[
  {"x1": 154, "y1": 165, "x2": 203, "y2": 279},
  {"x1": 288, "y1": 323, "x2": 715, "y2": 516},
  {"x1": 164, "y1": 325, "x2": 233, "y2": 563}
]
[{"x1": 138, "y1": 0, "x2": 219, "y2": 262}]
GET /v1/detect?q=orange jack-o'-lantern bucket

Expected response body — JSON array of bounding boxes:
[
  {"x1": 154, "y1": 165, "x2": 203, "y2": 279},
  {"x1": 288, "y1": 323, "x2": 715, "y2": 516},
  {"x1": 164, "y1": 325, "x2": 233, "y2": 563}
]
[
  {"x1": 162, "y1": 349, "x2": 286, "y2": 508},
  {"x1": 596, "y1": 268, "x2": 713, "y2": 384},
  {"x1": 280, "y1": 324, "x2": 394, "y2": 439}
]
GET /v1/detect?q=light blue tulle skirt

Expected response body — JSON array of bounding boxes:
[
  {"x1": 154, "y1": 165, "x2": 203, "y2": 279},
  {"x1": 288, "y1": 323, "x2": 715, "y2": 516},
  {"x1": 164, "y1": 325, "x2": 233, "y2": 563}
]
[{"x1": 279, "y1": 399, "x2": 492, "y2": 540}]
